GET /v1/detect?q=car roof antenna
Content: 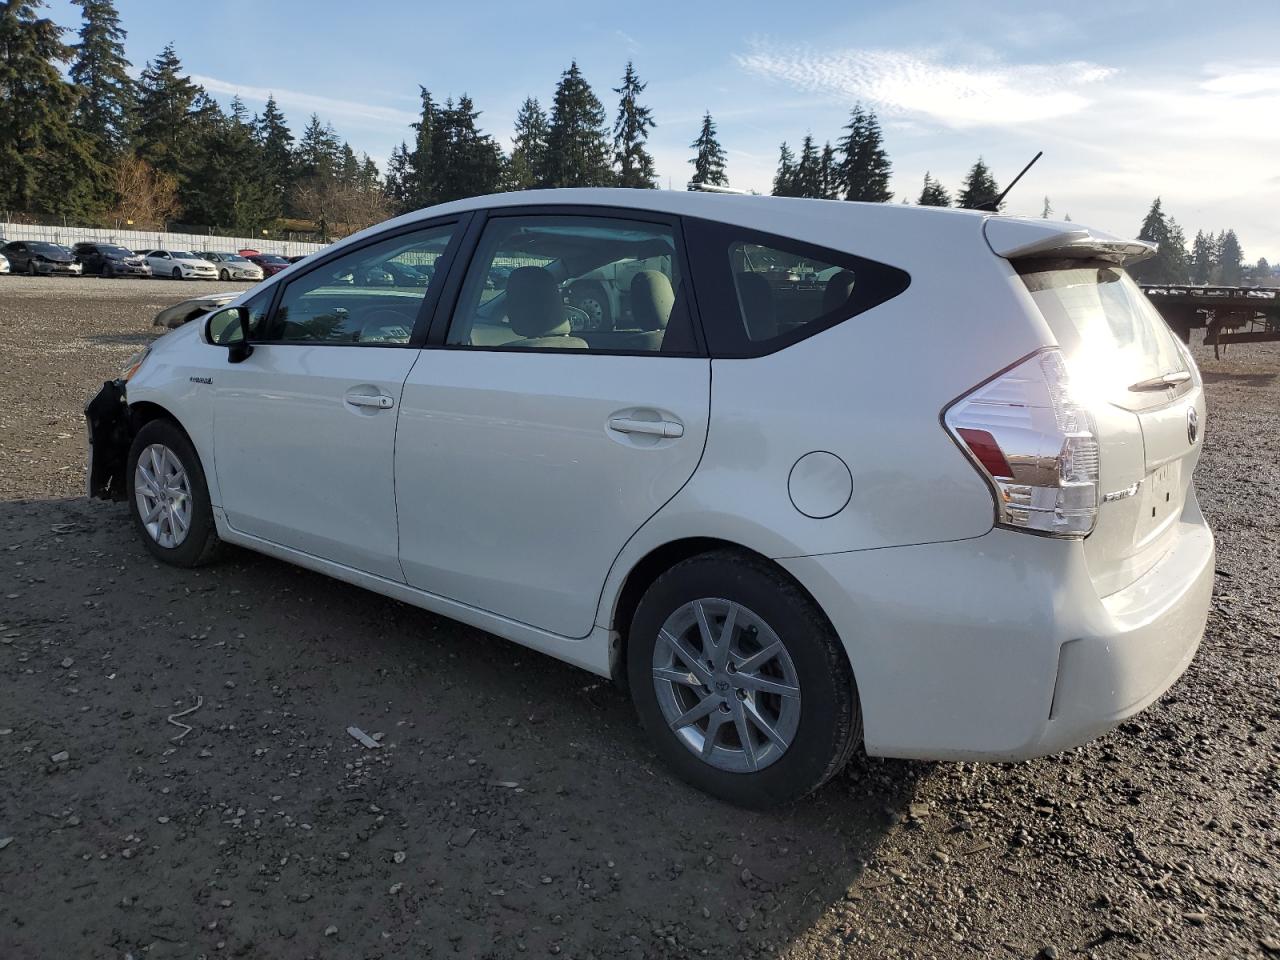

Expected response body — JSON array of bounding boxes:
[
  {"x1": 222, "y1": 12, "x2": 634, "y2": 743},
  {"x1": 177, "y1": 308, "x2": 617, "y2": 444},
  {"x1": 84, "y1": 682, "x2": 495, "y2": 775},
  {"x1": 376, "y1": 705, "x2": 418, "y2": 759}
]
[{"x1": 975, "y1": 151, "x2": 1043, "y2": 213}]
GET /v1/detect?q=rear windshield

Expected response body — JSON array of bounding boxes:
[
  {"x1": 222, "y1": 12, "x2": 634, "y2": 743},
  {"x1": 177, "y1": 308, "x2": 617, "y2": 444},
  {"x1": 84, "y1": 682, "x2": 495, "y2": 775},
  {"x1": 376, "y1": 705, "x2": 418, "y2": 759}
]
[{"x1": 1019, "y1": 262, "x2": 1187, "y2": 399}]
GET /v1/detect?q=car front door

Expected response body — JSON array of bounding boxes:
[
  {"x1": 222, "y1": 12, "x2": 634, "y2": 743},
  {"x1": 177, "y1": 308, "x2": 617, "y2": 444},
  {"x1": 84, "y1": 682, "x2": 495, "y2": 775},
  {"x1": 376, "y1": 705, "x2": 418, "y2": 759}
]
[
  {"x1": 395, "y1": 210, "x2": 710, "y2": 638},
  {"x1": 210, "y1": 219, "x2": 463, "y2": 580}
]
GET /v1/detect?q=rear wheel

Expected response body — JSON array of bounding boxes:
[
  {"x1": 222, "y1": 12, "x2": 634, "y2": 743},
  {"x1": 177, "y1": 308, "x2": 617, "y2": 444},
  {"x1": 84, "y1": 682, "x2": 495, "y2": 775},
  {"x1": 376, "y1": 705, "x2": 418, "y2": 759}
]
[
  {"x1": 627, "y1": 551, "x2": 861, "y2": 807},
  {"x1": 126, "y1": 419, "x2": 220, "y2": 567}
]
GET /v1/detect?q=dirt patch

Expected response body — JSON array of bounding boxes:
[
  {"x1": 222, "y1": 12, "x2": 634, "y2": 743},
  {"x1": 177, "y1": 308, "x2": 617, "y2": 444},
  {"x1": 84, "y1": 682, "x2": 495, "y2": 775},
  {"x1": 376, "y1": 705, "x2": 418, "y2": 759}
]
[{"x1": 1, "y1": 279, "x2": 1278, "y2": 958}]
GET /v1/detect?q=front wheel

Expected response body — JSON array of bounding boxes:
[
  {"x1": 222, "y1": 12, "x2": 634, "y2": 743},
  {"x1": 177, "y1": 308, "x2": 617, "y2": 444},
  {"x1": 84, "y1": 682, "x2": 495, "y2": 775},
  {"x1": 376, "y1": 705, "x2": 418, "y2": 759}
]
[
  {"x1": 627, "y1": 551, "x2": 861, "y2": 807},
  {"x1": 102, "y1": 263, "x2": 114, "y2": 279},
  {"x1": 219, "y1": 268, "x2": 229, "y2": 281},
  {"x1": 126, "y1": 419, "x2": 221, "y2": 567},
  {"x1": 172, "y1": 267, "x2": 183, "y2": 280}
]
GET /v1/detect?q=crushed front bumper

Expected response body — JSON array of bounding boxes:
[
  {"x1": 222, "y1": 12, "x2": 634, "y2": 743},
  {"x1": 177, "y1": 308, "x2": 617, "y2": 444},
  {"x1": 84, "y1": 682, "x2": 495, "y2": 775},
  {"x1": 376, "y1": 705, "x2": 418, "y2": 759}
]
[{"x1": 85, "y1": 380, "x2": 131, "y2": 500}]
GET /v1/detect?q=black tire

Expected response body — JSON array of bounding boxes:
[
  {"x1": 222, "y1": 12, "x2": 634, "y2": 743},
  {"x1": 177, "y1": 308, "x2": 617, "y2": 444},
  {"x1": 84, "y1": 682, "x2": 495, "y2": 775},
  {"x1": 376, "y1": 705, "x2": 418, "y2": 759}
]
[
  {"x1": 125, "y1": 418, "x2": 221, "y2": 567},
  {"x1": 102, "y1": 263, "x2": 113, "y2": 279},
  {"x1": 570, "y1": 282, "x2": 612, "y2": 330},
  {"x1": 27, "y1": 260, "x2": 37, "y2": 276},
  {"x1": 219, "y1": 268, "x2": 229, "y2": 281},
  {"x1": 172, "y1": 267, "x2": 183, "y2": 280},
  {"x1": 627, "y1": 550, "x2": 861, "y2": 808}
]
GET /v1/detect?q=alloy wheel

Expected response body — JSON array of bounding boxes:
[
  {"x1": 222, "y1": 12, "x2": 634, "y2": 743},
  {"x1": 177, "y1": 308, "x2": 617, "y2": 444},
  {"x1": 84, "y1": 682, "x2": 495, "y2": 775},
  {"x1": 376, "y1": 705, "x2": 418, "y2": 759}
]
[
  {"x1": 134, "y1": 443, "x2": 193, "y2": 549},
  {"x1": 651, "y1": 598, "x2": 801, "y2": 773}
]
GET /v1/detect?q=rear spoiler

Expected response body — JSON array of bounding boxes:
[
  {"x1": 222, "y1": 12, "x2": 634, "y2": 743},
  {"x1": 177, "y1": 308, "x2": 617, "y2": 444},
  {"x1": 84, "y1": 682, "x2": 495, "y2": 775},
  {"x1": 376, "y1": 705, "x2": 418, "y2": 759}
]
[{"x1": 984, "y1": 217, "x2": 1156, "y2": 265}]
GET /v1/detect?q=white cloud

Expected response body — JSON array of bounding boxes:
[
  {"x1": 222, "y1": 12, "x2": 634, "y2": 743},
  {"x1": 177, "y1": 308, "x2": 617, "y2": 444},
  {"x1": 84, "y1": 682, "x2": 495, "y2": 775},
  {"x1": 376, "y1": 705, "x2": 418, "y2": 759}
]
[
  {"x1": 191, "y1": 75, "x2": 417, "y2": 132},
  {"x1": 734, "y1": 45, "x2": 1116, "y2": 127}
]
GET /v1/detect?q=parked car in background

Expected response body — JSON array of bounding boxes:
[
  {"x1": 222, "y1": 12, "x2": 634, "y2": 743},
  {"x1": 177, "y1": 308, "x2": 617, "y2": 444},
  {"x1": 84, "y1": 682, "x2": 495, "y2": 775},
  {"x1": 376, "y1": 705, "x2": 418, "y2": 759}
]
[
  {"x1": 72, "y1": 242, "x2": 153, "y2": 278},
  {"x1": 0, "y1": 252, "x2": 9, "y2": 275},
  {"x1": 83, "y1": 189, "x2": 1214, "y2": 807},
  {"x1": 245, "y1": 253, "x2": 291, "y2": 277},
  {"x1": 1, "y1": 241, "x2": 83, "y2": 276},
  {"x1": 199, "y1": 252, "x2": 265, "y2": 282},
  {"x1": 286, "y1": 254, "x2": 309, "y2": 264},
  {"x1": 139, "y1": 250, "x2": 218, "y2": 280},
  {"x1": 153, "y1": 292, "x2": 240, "y2": 329}
]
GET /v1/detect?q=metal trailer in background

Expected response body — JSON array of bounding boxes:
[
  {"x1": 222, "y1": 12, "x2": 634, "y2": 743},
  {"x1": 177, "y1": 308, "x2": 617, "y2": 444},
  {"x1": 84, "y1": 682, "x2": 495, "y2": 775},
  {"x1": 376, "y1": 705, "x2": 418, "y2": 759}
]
[{"x1": 1141, "y1": 284, "x2": 1280, "y2": 358}]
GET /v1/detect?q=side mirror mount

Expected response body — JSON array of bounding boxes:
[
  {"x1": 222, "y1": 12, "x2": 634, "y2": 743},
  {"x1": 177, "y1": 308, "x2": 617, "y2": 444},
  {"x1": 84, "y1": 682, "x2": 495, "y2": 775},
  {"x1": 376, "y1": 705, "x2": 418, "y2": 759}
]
[{"x1": 205, "y1": 306, "x2": 254, "y2": 363}]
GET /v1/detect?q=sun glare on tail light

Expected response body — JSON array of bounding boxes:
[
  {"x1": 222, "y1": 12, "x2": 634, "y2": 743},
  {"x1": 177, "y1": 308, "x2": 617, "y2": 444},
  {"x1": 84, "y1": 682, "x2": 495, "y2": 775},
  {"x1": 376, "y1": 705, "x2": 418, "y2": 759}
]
[{"x1": 944, "y1": 349, "x2": 1099, "y2": 538}]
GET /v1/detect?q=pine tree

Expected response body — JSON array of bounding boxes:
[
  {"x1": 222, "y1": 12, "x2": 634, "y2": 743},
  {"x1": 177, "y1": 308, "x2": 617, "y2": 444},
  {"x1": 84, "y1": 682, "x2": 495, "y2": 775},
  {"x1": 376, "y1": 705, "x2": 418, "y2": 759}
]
[
  {"x1": 433, "y1": 94, "x2": 503, "y2": 203},
  {"x1": 1130, "y1": 198, "x2": 1189, "y2": 284},
  {"x1": 793, "y1": 135, "x2": 821, "y2": 198},
  {"x1": 132, "y1": 43, "x2": 200, "y2": 180},
  {"x1": 818, "y1": 142, "x2": 838, "y2": 199},
  {"x1": 917, "y1": 172, "x2": 951, "y2": 206},
  {"x1": 383, "y1": 141, "x2": 413, "y2": 211},
  {"x1": 358, "y1": 154, "x2": 380, "y2": 193},
  {"x1": 836, "y1": 104, "x2": 892, "y2": 202},
  {"x1": 772, "y1": 142, "x2": 797, "y2": 197},
  {"x1": 1217, "y1": 229, "x2": 1244, "y2": 285},
  {"x1": 68, "y1": 0, "x2": 132, "y2": 152},
  {"x1": 957, "y1": 157, "x2": 1000, "y2": 210},
  {"x1": 612, "y1": 61, "x2": 656, "y2": 188},
  {"x1": 687, "y1": 111, "x2": 727, "y2": 189},
  {"x1": 406, "y1": 87, "x2": 438, "y2": 208},
  {"x1": 339, "y1": 142, "x2": 360, "y2": 186},
  {"x1": 1190, "y1": 230, "x2": 1214, "y2": 284},
  {"x1": 254, "y1": 95, "x2": 294, "y2": 212},
  {"x1": 543, "y1": 61, "x2": 613, "y2": 187},
  {"x1": 295, "y1": 113, "x2": 341, "y2": 182},
  {"x1": 0, "y1": 0, "x2": 101, "y2": 216},
  {"x1": 183, "y1": 96, "x2": 278, "y2": 230},
  {"x1": 506, "y1": 97, "x2": 549, "y2": 191},
  {"x1": 1041, "y1": 196, "x2": 1053, "y2": 219}
]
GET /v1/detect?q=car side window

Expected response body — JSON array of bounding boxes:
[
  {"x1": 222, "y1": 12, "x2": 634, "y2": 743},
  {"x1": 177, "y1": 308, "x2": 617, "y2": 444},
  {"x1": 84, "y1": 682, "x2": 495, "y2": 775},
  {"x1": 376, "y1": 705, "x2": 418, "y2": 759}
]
[
  {"x1": 262, "y1": 223, "x2": 455, "y2": 345},
  {"x1": 445, "y1": 215, "x2": 696, "y2": 354},
  {"x1": 684, "y1": 218, "x2": 910, "y2": 357}
]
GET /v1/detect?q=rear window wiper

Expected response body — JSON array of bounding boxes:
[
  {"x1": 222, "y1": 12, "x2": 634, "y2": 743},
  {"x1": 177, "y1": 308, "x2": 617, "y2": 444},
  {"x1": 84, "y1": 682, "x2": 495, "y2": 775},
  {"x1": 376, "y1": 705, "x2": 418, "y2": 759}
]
[{"x1": 1129, "y1": 370, "x2": 1192, "y2": 392}]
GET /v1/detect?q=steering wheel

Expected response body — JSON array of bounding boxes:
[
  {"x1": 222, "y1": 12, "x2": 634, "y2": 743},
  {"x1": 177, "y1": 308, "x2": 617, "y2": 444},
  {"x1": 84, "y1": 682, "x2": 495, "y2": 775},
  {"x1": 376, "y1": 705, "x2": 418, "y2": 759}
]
[{"x1": 562, "y1": 303, "x2": 592, "y2": 332}]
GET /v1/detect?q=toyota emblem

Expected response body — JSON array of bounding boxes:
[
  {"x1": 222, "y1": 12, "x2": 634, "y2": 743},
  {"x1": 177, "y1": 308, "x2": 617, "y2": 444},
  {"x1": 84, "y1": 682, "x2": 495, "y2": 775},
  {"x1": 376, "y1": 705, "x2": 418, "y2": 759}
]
[{"x1": 1187, "y1": 407, "x2": 1199, "y2": 444}]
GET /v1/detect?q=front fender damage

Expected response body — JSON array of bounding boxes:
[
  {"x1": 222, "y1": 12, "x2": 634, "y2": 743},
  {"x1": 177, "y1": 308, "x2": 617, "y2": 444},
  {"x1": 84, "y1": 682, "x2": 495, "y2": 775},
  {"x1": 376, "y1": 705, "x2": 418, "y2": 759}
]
[{"x1": 85, "y1": 379, "x2": 131, "y2": 501}]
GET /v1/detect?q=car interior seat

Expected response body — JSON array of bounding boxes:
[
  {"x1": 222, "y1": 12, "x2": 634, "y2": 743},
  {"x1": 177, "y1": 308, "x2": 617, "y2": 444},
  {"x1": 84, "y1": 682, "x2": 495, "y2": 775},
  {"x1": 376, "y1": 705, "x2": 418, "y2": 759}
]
[{"x1": 503, "y1": 266, "x2": 589, "y2": 349}]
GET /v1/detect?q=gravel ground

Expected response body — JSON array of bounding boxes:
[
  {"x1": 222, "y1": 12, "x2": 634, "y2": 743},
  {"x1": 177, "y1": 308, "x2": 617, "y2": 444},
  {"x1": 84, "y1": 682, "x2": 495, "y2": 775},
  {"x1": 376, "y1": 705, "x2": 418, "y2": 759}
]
[{"x1": 1, "y1": 276, "x2": 1277, "y2": 959}]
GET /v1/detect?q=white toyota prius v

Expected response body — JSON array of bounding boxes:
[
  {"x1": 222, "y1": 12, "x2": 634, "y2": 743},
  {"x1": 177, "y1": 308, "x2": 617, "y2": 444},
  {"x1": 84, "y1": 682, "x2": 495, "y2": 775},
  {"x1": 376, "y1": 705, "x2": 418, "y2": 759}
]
[{"x1": 85, "y1": 189, "x2": 1214, "y2": 807}]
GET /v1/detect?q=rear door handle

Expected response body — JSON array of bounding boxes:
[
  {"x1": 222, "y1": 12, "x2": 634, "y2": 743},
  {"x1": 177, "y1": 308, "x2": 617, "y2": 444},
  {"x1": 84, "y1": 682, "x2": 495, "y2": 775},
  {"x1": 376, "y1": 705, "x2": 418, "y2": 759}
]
[
  {"x1": 346, "y1": 393, "x2": 395, "y2": 409},
  {"x1": 608, "y1": 416, "x2": 684, "y2": 439}
]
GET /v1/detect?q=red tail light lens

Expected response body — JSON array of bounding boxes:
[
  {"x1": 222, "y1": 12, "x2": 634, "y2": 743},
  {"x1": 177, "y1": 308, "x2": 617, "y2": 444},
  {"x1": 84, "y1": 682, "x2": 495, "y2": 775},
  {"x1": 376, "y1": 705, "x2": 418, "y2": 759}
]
[{"x1": 945, "y1": 349, "x2": 1099, "y2": 538}]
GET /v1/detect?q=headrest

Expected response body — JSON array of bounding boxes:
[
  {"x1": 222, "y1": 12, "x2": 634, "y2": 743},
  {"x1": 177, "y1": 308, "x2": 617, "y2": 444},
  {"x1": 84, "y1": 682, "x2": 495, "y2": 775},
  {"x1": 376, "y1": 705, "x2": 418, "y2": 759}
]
[
  {"x1": 506, "y1": 266, "x2": 569, "y2": 338},
  {"x1": 821, "y1": 270, "x2": 857, "y2": 314},
  {"x1": 629, "y1": 270, "x2": 675, "y2": 332},
  {"x1": 735, "y1": 271, "x2": 777, "y2": 341}
]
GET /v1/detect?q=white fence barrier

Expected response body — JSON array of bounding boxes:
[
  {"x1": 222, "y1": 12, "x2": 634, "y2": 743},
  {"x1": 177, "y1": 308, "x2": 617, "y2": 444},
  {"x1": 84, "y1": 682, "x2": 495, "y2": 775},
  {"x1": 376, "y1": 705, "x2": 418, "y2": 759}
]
[{"x1": 0, "y1": 222, "x2": 326, "y2": 258}]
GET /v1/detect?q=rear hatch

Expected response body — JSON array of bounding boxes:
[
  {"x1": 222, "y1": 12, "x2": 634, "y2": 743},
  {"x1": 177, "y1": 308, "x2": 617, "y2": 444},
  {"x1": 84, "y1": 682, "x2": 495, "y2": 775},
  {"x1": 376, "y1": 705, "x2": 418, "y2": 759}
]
[{"x1": 1016, "y1": 260, "x2": 1205, "y2": 595}]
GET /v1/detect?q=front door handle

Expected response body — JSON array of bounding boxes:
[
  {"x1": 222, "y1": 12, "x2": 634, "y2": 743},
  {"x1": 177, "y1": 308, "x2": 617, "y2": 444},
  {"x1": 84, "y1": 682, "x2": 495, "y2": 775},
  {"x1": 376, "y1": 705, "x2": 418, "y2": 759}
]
[
  {"x1": 346, "y1": 393, "x2": 394, "y2": 410},
  {"x1": 608, "y1": 416, "x2": 684, "y2": 439}
]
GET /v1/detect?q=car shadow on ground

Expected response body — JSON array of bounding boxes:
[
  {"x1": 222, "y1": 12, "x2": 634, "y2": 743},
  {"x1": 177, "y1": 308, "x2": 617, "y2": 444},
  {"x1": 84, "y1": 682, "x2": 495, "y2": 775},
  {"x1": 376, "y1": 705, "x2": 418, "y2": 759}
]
[
  {"x1": 0, "y1": 496, "x2": 929, "y2": 958},
  {"x1": 83, "y1": 330, "x2": 164, "y2": 347},
  {"x1": 1198, "y1": 368, "x2": 1278, "y2": 387}
]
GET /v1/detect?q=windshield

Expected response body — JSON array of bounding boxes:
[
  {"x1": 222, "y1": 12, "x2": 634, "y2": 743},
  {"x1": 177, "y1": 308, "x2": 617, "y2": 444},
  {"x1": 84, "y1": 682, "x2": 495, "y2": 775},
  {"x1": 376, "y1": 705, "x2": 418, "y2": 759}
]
[
  {"x1": 31, "y1": 242, "x2": 70, "y2": 256},
  {"x1": 224, "y1": 254, "x2": 249, "y2": 262},
  {"x1": 172, "y1": 251, "x2": 198, "y2": 259},
  {"x1": 101, "y1": 245, "x2": 133, "y2": 257},
  {"x1": 1020, "y1": 262, "x2": 1188, "y2": 403},
  {"x1": 258, "y1": 255, "x2": 288, "y2": 264}
]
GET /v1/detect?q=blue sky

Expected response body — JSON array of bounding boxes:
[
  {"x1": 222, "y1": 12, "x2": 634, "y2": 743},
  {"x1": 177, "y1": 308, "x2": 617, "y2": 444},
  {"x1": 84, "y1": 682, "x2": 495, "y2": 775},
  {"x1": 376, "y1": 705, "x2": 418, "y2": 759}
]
[{"x1": 47, "y1": 0, "x2": 1280, "y2": 260}]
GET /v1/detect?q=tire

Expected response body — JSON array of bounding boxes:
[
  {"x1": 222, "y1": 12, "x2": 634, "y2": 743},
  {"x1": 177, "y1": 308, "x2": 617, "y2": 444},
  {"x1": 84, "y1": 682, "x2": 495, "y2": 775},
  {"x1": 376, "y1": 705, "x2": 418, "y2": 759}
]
[
  {"x1": 627, "y1": 551, "x2": 861, "y2": 808},
  {"x1": 172, "y1": 267, "x2": 183, "y2": 280},
  {"x1": 570, "y1": 283, "x2": 612, "y2": 330},
  {"x1": 219, "y1": 268, "x2": 229, "y2": 281},
  {"x1": 27, "y1": 260, "x2": 37, "y2": 276},
  {"x1": 126, "y1": 419, "x2": 221, "y2": 567},
  {"x1": 102, "y1": 263, "x2": 113, "y2": 279}
]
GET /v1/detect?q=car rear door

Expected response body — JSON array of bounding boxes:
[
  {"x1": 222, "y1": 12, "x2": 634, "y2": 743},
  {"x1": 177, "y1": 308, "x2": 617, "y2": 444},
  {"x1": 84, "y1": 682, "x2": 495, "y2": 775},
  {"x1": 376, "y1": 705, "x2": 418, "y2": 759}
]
[
  {"x1": 210, "y1": 219, "x2": 464, "y2": 580},
  {"x1": 1017, "y1": 261, "x2": 1205, "y2": 595},
  {"x1": 395, "y1": 209, "x2": 710, "y2": 638}
]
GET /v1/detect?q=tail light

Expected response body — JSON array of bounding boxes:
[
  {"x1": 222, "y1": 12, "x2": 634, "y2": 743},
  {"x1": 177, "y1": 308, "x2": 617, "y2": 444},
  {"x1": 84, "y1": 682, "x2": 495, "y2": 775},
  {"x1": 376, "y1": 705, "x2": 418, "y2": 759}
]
[{"x1": 944, "y1": 348, "x2": 1099, "y2": 538}]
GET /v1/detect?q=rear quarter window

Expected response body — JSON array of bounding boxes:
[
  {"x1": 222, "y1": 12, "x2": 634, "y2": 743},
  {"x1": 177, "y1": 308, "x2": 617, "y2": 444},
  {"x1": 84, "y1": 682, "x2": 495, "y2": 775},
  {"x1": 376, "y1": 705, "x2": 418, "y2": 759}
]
[{"x1": 684, "y1": 217, "x2": 910, "y2": 357}]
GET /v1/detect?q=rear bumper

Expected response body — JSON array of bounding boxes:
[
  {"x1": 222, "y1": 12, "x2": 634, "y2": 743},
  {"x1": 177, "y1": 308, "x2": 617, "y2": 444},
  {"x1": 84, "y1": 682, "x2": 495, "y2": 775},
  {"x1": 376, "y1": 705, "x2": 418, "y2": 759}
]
[{"x1": 779, "y1": 492, "x2": 1214, "y2": 761}]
